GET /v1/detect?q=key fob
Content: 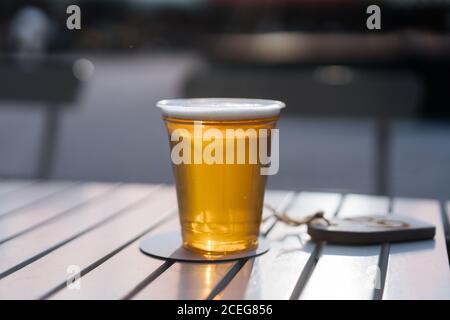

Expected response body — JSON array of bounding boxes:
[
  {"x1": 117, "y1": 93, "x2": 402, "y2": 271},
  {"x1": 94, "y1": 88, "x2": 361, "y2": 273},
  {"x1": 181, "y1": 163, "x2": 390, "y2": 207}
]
[{"x1": 307, "y1": 214, "x2": 435, "y2": 245}]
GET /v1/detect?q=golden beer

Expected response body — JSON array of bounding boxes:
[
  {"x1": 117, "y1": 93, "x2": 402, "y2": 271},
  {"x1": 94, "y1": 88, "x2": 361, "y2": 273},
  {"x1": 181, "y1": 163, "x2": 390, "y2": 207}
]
[{"x1": 158, "y1": 99, "x2": 284, "y2": 254}]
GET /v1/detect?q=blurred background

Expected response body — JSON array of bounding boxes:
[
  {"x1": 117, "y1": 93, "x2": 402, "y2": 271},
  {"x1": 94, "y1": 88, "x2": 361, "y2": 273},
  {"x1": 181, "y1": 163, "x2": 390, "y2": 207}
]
[{"x1": 0, "y1": 0, "x2": 450, "y2": 200}]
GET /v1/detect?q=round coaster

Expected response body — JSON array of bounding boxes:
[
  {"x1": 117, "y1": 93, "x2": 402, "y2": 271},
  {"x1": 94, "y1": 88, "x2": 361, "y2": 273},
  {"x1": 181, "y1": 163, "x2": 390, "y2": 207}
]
[{"x1": 139, "y1": 231, "x2": 270, "y2": 263}]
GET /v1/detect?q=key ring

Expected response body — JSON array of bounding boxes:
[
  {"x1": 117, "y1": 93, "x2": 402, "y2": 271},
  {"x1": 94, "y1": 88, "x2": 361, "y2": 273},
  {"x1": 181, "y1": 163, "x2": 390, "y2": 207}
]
[{"x1": 263, "y1": 204, "x2": 331, "y2": 226}]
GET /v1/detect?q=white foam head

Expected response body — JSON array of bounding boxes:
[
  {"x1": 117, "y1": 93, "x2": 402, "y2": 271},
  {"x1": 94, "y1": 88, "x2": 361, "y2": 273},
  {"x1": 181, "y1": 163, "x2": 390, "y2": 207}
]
[{"x1": 156, "y1": 98, "x2": 285, "y2": 120}]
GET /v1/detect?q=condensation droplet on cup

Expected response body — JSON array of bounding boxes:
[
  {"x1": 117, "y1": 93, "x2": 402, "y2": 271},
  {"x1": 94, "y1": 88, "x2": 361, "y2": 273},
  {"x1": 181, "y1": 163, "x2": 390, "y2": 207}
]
[{"x1": 72, "y1": 58, "x2": 94, "y2": 81}]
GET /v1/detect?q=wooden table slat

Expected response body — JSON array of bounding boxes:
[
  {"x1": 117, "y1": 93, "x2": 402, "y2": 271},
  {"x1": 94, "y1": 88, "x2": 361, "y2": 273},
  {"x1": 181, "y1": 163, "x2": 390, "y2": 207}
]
[
  {"x1": 0, "y1": 181, "x2": 75, "y2": 217},
  {"x1": 0, "y1": 186, "x2": 175, "y2": 300},
  {"x1": 299, "y1": 194, "x2": 390, "y2": 300},
  {"x1": 383, "y1": 198, "x2": 450, "y2": 300},
  {"x1": 215, "y1": 192, "x2": 342, "y2": 300},
  {"x1": 0, "y1": 183, "x2": 117, "y2": 244},
  {"x1": 0, "y1": 184, "x2": 158, "y2": 279}
]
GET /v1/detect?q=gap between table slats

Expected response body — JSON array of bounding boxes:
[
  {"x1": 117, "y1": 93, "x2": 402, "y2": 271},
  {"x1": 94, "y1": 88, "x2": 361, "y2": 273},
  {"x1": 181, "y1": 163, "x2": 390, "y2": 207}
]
[
  {"x1": 0, "y1": 183, "x2": 119, "y2": 244},
  {"x1": 0, "y1": 183, "x2": 160, "y2": 280},
  {"x1": 214, "y1": 192, "x2": 342, "y2": 300}
]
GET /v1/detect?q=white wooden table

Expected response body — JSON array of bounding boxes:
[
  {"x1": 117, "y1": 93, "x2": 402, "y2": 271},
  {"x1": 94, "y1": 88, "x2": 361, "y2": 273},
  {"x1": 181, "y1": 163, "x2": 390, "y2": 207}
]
[{"x1": 0, "y1": 180, "x2": 448, "y2": 300}]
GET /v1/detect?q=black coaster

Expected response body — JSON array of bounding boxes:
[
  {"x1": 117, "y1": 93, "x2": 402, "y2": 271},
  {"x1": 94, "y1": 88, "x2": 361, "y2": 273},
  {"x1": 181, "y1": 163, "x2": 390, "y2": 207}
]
[{"x1": 139, "y1": 231, "x2": 270, "y2": 263}]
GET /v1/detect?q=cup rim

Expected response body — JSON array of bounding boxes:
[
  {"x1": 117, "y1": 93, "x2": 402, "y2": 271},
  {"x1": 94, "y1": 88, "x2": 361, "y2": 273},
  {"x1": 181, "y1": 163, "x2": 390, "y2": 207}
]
[{"x1": 156, "y1": 98, "x2": 285, "y2": 120}]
